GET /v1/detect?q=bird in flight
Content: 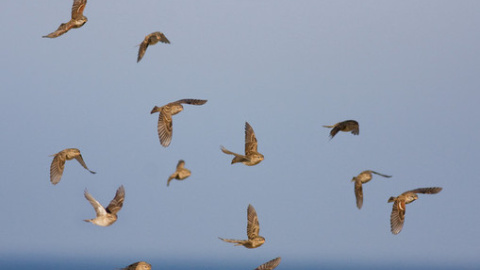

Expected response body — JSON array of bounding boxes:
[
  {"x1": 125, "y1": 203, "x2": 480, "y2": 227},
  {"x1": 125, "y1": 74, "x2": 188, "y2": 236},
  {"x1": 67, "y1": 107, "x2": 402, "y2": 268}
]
[
  {"x1": 388, "y1": 187, "x2": 442, "y2": 234},
  {"x1": 352, "y1": 170, "x2": 392, "y2": 209},
  {"x1": 219, "y1": 204, "x2": 265, "y2": 249},
  {"x1": 255, "y1": 257, "x2": 282, "y2": 270},
  {"x1": 323, "y1": 120, "x2": 359, "y2": 139},
  {"x1": 43, "y1": 0, "x2": 88, "y2": 38},
  {"x1": 167, "y1": 160, "x2": 191, "y2": 186},
  {"x1": 84, "y1": 185, "x2": 125, "y2": 227},
  {"x1": 120, "y1": 261, "x2": 151, "y2": 270},
  {"x1": 221, "y1": 122, "x2": 264, "y2": 166},
  {"x1": 137, "y1": 32, "x2": 170, "y2": 62},
  {"x1": 49, "y1": 148, "x2": 95, "y2": 185},
  {"x1": 151, "y1": 99, "x2": 207, "y2": 147}
]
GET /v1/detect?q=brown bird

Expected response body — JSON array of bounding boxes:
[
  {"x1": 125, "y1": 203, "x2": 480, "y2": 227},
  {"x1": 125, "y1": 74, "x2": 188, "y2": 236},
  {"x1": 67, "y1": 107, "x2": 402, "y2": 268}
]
[
  {"x1": 120, "y1": 261, "x2": 151, "y2": 270},
  {"x1": 43, "y1": 0, "x2": 88, "y2": 38},
  {"x1": 352, "y1": 170, "x2": 392, "y2": 209},
  {"x1": 219, "y1": 204, "x2": 265, "y2": 249},
  {"x1": 49, "y1": 148, "x2": 95, "y2": 185},
  {"x1": 137, "y1": 32, "x2": 170, "y2": 62},
  {"x1": 167, "y1": 160, "x2": 191, "y2": 186},
  {"x1": 388, "y1": 187, "x2": 442, "y2": 235},
  {"x1": 150, "y1": 99, "x2": 207, "y2": 147},
  {"x1": 221, "y1": 122, "x2": 264, "y2": 166},
  {"x1": 84, "y1": 185, "x2": 125, "y2": 227},
  {"x1": 323, "y1": 120, "x2": 359, "y2": 139},
  {"x1": 255, "y1": 257, "x2": 282, "y2": 270}
]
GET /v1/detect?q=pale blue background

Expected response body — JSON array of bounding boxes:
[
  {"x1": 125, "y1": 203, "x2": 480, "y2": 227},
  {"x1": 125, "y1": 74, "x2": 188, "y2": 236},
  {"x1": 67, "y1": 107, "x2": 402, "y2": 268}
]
[{"x1": 1, "y1": 0, "x2": 479, "y2": 269}]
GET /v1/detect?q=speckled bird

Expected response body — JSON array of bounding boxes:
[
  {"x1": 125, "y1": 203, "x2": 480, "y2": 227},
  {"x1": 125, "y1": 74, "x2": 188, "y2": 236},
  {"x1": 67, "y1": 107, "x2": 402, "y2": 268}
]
[
  {"x1": 167, "y1": 160, "x2": 191, "y2": 186},
  {"x1": 219, "y1": 204, "x2": 265, "y2": 249},
  {"x1": 323, "y1": 120, "x2": 359, "y2": 139},
  {"x1": 49, "y1": 148, "x2": 95, "y2": 185},
  {"x1": 120, "y1": 261, "x2": 151, "y2": 270},
  {"x1": 84, "y1": 185, "x2": 125, "y2": 227},
  {"x1": 221, "y1": 122, "x2": 264, "y2": 166},
  {"x1": 352, "y1": 170, "x2": 392, "y2": 209},
  {"x1": 43, "y1": 0, "x2": 88, "y2": 38},
  {"x1": 137, "y1": 32, "x2": 170, "y2": 62},
  {"x1": 388, "y1": 187, "x2": 442, "y2": 235},
  {"x1": 150, "y1": 99, "x2": 207, "y2": 147},
  {"x1": 255, "y1": 257, "x2": 282, "y2": 270}
]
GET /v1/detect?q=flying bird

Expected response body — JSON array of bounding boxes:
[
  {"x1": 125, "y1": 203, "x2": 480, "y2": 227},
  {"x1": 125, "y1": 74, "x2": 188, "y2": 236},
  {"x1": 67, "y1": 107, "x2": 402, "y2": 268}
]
[
  {"x1": 221, "y1": 122, "x2": 264, "y2": 166},
  {"x1": 120, "y1": 261, "x2": 151, "y2": 270},
  {"x1": 167, "y1": 160, "x2": 191, "y2": 186},
  {"x1": 151, "y1": 99, "x2": 207, "y2": 147},
  {"x1": 388, "y1": 187, "x2": 442, "y2": 235},
  {"x1": 255, "y1": 257, "x2": 282, "y2": 270},
  {"x1": 219, "y1": 204, "x2": 265, "y2": 249},
  {"x1": 84, "y1": 185, "x2": 125, "y2": 227},
  {"x1": 323, "y1": 120, "x2": 359, "y2": 139},
  {"x1": 49, "y1": 148, "x2": 95, "y2": 185},
  {"x1": 43, "y1": 0, "x2": 88, "y2": 38},
  {"x1": 352, "y1": 170, "x2": 392, "y2": 209},
  {"x1": 137, "y1": 32, "x2": 170, "y2": 62}
]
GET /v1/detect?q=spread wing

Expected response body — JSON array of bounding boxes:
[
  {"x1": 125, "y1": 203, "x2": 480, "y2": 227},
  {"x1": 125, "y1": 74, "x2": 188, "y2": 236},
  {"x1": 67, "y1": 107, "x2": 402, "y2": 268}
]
[
  {"x1": 390, "y1": 199, "x2": 406, "y2": 235},
  {"x1": 354, "y1": 180, "x2": 363, "y2": 209},
  {"x1": 405, "y1": 187, "x2": 443, "y2": 195},
  {"x1": 176, "y1": 99, "x2": 208, "y2": 106},
  {"x1": 370, "y1": 171, "x2": 392, "y2": 178},
  {"x1": 137, "y1": 38, "x2": 149, "y2": 62},
  {"x1": 74, "y1": 155, "x2": 96, "y2": 174},
  {"x1": 247, "y1": 204, "x2": 260, "y2": 239},
  {"x1": 244, "y1": 122, "x2": 258, "y2": 155},
  {"x1": 157, "y1": 109, "x2": 173, "y2": 147},
  {"x1": 50, "y1": 153, "x2": 66, "y2": 185},
  {"x1": 43, "y1": 22, "x2": 73, "y2": 38},
  {"x1": 346, "y1": 120, "x2": 359, "y2": 135},
  {"x1": 329, "y1": 124, "x2": 341, "y2": 138},
  {"x1": 255, "y1": 257, "x2": 281, "y2": 270},
  {"x1": 71, "y1": 0, "x2": 87, "y2": 20},
  {"x1": 106, "y1": 185, "x2": 125, "y2": 215},
  {"x1": 152, "y1": 32, "x2": 170, "y2": 44},
  {"x1": 84, "y1": 189, "x2": 107, "y2": 217}
]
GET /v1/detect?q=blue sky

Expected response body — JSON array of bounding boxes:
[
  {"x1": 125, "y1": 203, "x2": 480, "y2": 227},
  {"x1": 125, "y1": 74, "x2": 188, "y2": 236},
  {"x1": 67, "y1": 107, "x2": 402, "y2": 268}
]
[{"x1": 1, "y1": 0, "x2": 479, "y2": 269}]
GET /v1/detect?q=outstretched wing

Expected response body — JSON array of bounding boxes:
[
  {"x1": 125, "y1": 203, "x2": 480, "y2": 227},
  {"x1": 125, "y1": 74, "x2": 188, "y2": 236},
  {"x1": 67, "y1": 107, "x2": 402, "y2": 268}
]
[
  {"x1": 71, "y1": 0, "x2": 87, "y2": 20},
  {"x1": 176, "y1": 160, "x2": 185, "y2": 169},
  {"x1": 106, "y1": 185, "x2": 125, "y2": 215},
  {"x1": 354, "y1": 180, "x2": 363, "y2": 209},
  {"x1": 244, "y1": 122, "x2": 258, "y2": 155},
  {"x1": 175, "y1": 99, "x2": 208, "y2": 106},
  {"x1": 50, "y1": 153, "x2": 66, "y2": 185},
  {"x1": 152, "y1": 32, "x2": 170, "y2": 44},
  {"x1": 247, "y1": 204, "x2": 260, "y2": 239},
  {"x1": 370, "y1": 171, "x2": 392, "y2": 178},
  {"x1": 137, "y1": 38, "x2": 149, "y2": 63},
  {"x1": 255, "y1": 257, "x2": 282, "y2": 270},
  {"x1": 405, "y1": 187, "x2": 443, "y2": 195},
  {"x1": 390, "y1": 199, "x2": 406, "y2": 235},
  {"x1": 43, "y1": 22, "x2": 73, "y2": 38},
  {"x1": 74, "y1": 155, "x2": 96, "y2": 174},
  {"x1": 157, "y1": 109, "x2": 173, "y2": 147},
  {"x1": 84, "y1": 189, "x2": 107, "y2": 217}
]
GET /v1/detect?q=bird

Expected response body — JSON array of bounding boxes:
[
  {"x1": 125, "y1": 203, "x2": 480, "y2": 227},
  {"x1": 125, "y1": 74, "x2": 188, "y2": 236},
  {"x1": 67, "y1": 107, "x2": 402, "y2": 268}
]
[
  {"x1": 167, "y1": 160, "x2": 191, "y2": 186},
  {"x1": 49, "y1": 148, "x2": 96, "y2": 185},
  {"x1": 137, "y1": 32, "x2": 170, "y2": 62},
  {"x1": 84, "y1": 185, "x2": 125, "y2": 227},
  {"x1": 221, "y1": 122, "x2": 264, "y2": 166},
  {"x1": 255, "y1": 257, "x2": 282, "y2": 270},
  {"x1": 43, "y1": 0, "x2": 88, "y2": 38},
  {"x1": 120, "y1": 261, "x2": 151, "y2": 270},
  {"x1": 323, "y1": 120, "x2": 359, "y2": 139},
  {"x1": 352, "y1": 170, "x2": 392, "y2": 209},
  {"x1": 151, "y1": 99, "x2": 207, "y2": 147},
  {"x1": 388, "y1": 187, "x2": 442, "y2": 234},
  {"x1": 219, "y1": 204, "x2": 265, "y2": 249}
]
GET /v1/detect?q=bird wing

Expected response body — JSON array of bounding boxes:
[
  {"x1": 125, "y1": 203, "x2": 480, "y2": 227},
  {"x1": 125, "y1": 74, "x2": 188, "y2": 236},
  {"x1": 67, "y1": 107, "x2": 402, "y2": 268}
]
[
  {"x1": 255, "y1": 257, "x2": 282, "y2": 270},
  {"x1": 43, "y1": 22, "x2": 73, "y2": 38},
  {"x1": 354, "y1": 180, "x2": 363, "y2": 209},
  {"x1": 71, "y1": 0, "x2": 87, "y2": 20},
  {"x1": 370, "y1": 171, "x2": 392, "y2": 178},
  {"x1": 106, "y1": 185, "x2": 125, "y2": 215},
  {"x1": 348, "y1": 120, "x2": 360, "y2": 135},
  {"x1": 157, "y1": 108, "x2": 173, "y2": 147},
  {"x1": 176, "y1": 160, "x2": 185, "y2": 169},
  {"x1": 244, "y1": 122, "x2": 258, "y2": 155},
  {"x1": 74, "y1": 155, "x2": 96, "y2": 174},
  {"x1": 175, "y1": 99, "x2": 208, "y2": 106},
  {"x1": 329, "y1": 124, "x2": 341, "y2": 139},
  {"x1": 390, "y1": 199, "x2": 406, "y2": 235},
  {"x1": 405, "y1": 187, "x2": 443, "y2": 195},
  {"x1": 50, "y1": 153, "x2": 66, "y2": 185},
  {"x1": 137, "y1": 38, "x2": 149, "y2": 62},
  {"x1": 247, "y1": 204, "x2": 260, "y2": 239},
  {"x1": 84, "y1": 189, "x2": 107, "y2": 217},
  {"x1": 153, "y1": 32, "x2": 170, "y2": 44}
]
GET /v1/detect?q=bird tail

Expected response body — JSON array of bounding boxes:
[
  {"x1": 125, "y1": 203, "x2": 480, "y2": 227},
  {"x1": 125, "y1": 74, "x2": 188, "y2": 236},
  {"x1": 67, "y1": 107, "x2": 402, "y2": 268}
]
[{"x1": 387, "y1": 197, "x2": 396, "y2": 203}]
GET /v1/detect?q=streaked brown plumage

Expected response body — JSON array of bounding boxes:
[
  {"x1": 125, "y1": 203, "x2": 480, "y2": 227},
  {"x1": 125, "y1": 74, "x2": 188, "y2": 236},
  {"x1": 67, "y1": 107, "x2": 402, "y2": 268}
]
[
  {"x1": 49, "y1": 148, "x2": 95, "y2": 185},
  {"x1": 167, "y1": 160, "x2": 191, "y2": 186},
  {"x1": 323, "y1": 120, "x2": 359, "y2": 139},
  {"x1": 221, "y1": 122, "x2": 264, "y2": 166},
  {"x1": 84, "y1": 185, "x2": 125, "y2": 227},
  {"x1": 120, "y1": 261, "x2": 152, "y2": 270},
  {"x1": 150, "y1": 99, "x2": 207, "y2": 147},
  {"x1": 137, "y1": 32, "x2": 170, "y2": 62},
  {"x1": 255, "y1": 257, "x2": 281, "y2": 270},
  {"x1": 352, "y1": 170, "x2": 392, "y2": 209},
  {"x1": 388, "y1": 187, "x2": 442, "y2": 235},
  {"x1": 43, "y1": 0, "x2": 88, "y2": 38},
  {"x1": 219, "y1": 204, "x2": 265, "y2": 249}
]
